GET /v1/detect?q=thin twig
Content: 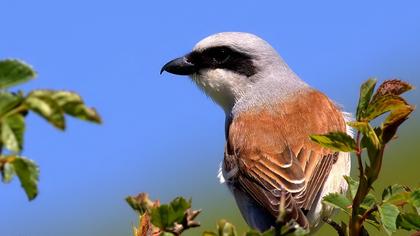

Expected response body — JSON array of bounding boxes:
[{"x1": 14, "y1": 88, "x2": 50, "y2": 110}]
[
  {"x1": 360, "y1": 205, "x2": 378, "y2": 223},
  {"x1": 323, "y1": 218, "x2": 346, "y2": 236},
  {"x1": 355, "y1": 131, "x2": 364, "y2": 176}
]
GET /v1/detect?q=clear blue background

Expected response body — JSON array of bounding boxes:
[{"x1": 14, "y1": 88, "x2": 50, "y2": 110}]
[{"x1": 1, "y1": 1, "x2": 419, "y2": 235}]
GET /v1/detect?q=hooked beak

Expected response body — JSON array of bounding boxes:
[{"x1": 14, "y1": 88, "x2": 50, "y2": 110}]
[{"x1": 160, "y1": 56, "x2": 197, "y2": 75}]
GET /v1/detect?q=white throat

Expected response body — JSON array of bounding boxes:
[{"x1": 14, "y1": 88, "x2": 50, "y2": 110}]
[{"x1": 191, "y1": 69, "x2": 251, "y2": 114}]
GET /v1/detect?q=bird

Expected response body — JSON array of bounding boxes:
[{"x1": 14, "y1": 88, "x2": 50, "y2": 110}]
[{"x1": 160, "y1": 32, "x2": 351, "y2": 233}]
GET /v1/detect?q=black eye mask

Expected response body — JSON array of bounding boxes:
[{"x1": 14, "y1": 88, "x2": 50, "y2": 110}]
[{"x1": 187, "y1": 46, "x2": 258, "y2": 77}]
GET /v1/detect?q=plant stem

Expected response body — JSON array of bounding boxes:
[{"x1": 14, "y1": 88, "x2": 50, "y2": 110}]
[
  {"x1": 361, "y1": 205, "x2": 378, "y2": 222},
  {"x1": 350, "y1": 131, "x2": 387, "y2": 235},
  {"x1": 2, "y1": 104, "x2": 27, "y2": 119},
  {"x1": 324, "y1": 218, "x2": 346, "y2": 236},
  {"x1": 349, "y1": 131, "x2": 369, "y2": 236}
]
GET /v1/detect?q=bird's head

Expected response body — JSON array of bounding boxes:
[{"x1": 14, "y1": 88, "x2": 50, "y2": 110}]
[{"x1": 161, "y1": 32, "x2": 291, "y2": 113}]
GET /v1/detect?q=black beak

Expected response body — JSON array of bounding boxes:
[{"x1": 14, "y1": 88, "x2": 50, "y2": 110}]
[{"x1": 160, "y1": 56, "x2": 197, "y2": 75}]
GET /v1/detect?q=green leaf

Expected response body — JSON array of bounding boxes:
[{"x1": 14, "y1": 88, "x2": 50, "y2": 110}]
[
  {"x1": 160, "y1": 232, "x2": 175, "y2": 236},
  {"x1": 0, "y1": 59, "x2": 36, "y2": 89},
  {"x1": 410, "y1": 189, "x2": 420, "y2": 214},
  {"x1": 356, "y1": 78, "x2": 377, "y2": 120},
  {"x1": 0, "y1": 92, "x2": 23, "y2": 116},
  {"x1": 217, "y1": 219, "x2": 237, "y2": 236},
  {"x1": 363, "y1": 95, "x2": 408, "y2": 121},
  {"x1": 323, "y1": 193, "x2": 352, "y2": 214},
  {"x1": 378, "y1": 203, "x2": 400, "y2": 235},
  {"x1": 310, "y1": 132, "x2": 356, "y2": 152},
  {"x1": 1, "y1": 114, "x2": 25, "y2": 152},
  {"x1": 25, "y1": 92, "x2": 65, "y2": 130},
  {"x1": 51, "y1": 91, "x2": 101, "y2": 123},
  {"x1": 396, "y1": 213, "x2": 420, "y2": 231},
  {"x1": 344, "y1": 175, "x2": 358, "y2": 199},
  {"x1": 347, "y1": 122, "x2": 380, "y2": 147},
  {"x1": 360, "y1": 194, "x2": 377, "y2": 209},
  {"x1": 150, "y1": 204, "x2": 171, "y2": 229},
  {"x1": 169, "y1": 197, "x2": 191, "y2": 223},
  {"x1": 1, "y1": 161, "x2": 15, "y2": 183},
  {"x1": 347, "y1": 121, "x2": 381, "y2": 163},
  {"x1": 12, "y1": 156, "x2": 39, "y2": 200},
  {"x1": 382, "y1": 184, "x2": 408, "y2": 202},
  {"x1": 381, "y1": 184, "x2": 414, "y2": 207}
]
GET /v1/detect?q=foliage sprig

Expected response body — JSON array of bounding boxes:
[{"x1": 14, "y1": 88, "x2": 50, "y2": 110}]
[{"x1": 0, "y1": 59, "x2": 101, "y2": 200}]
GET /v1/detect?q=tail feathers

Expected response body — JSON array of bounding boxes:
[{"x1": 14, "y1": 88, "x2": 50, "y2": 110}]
[{"x1": 229, "y1": 182, "x2": 309, "y2": 232}]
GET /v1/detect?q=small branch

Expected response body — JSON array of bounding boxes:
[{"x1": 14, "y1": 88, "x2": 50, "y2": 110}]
[
  {"x1": 355, "y1": 131, "x2": 364, "y2": 176},
  {"x1": 166, "y1": 209, "x2": 201, "y2": 235},
  {"x1": 360, "y1": 205, "x2": 378, "y2": 223},
  {"x1": 350, "y1": 131, "x2": 369, "y2": 236},
  {"x1": 0, "y1": 103, "x2": 27, "y2": 120},
  {"x1": 323, "y1": 218, "x2": 346, "y2": 236}
]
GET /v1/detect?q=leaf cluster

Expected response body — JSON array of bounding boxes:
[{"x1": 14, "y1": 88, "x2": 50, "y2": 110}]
[
  {"x1": 310, "y1": 79, "x2": 417, "y2": 235},
  {"x1": 0, "y1": 59, "x2": 101, "y2": 200},
  {"x1": 127, "y1": 193, "x2": 201, "y2": 236},
  {"x1": 127, "y1": 193, "x2": 309, "y2": 236}
]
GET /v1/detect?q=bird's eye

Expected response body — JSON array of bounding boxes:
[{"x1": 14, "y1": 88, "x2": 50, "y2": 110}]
[{"x1": 211, "y1": 48, "x2": 231, "y2": 64}]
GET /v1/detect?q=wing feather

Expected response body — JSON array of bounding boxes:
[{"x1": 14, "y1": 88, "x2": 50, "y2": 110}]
[{"x1": 224, "y1": 89, "x2": 346, "y2": 228}]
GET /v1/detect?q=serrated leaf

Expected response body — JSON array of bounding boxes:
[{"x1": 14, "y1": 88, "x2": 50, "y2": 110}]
[
  {"x1": 356, "y1": 78, "x2": 377, "y2": 120},
  {"x1": 378, "y1": 203, "x2": 400, "y2": 235},
  {"x1": 323, "y1": 193, "x2": 352, "y2": 213},
  {"x1": 382, "y1": 184, "x2": 408, "y2": 202},
  {"x1": 0, "y1": 92, "x2": 23, "y2": 116},
  {"x1": 344, "y1": 175, "x2": 358, "y2": 199},
  {"x1": 363, "y1": 95, "x2": 408, "y2": 121},
  {"x1": 310, "y1": 132, "x2": 356, "y2": 152},
  {"x1": 169, "y1": 197, "x2": 191, "y2": 223},
  {"x1": 372, "y1": 79, "x2": 413, "y2": 101},
  {"x1": 0, "y1": 59, "x2": 36, "y2": 89},
  {"x1": 1, "y1": 114, "x2": 25, "y2": 152},
  {"x1": 51, "y1": 91, "x2": 101, "y2": 123},
  {"x1": 12, "y1": 156, "x2": 39, "y2": 200},
  {"x1": 381, "y1": 184, "x2": 413, "y2": 208},
  {"x1": 396, "y1": 213, "x2": 420, "y2": 231},
  {"x1": 150, "y1": 204, "x2": 171, "y2": 229},
  {"x1": 25, "y1": 93, "x2": 65, "y2": 130}
]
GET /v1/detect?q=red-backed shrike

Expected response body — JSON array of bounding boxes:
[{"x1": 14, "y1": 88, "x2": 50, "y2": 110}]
[{"x1": 161, "y1": 32, "x2": 351, "y2": 232}]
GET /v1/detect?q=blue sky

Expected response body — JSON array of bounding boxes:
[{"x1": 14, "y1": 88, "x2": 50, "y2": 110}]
[{"x1": 1, "y1": 1, "x2": 419, "y2": 235}]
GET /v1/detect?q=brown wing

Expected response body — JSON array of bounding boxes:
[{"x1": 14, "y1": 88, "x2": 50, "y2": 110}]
[{"x1": 225, "y1": 89, "x2": 346, "y2": 227}]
